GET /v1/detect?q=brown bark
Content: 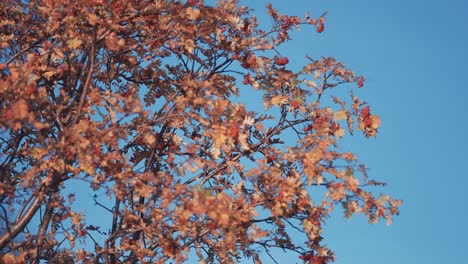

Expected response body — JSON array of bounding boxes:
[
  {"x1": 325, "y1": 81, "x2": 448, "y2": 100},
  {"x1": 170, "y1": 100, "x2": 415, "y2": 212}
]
[{"x1": 0, "y1": 195, "x2": 42, "y2": 250}]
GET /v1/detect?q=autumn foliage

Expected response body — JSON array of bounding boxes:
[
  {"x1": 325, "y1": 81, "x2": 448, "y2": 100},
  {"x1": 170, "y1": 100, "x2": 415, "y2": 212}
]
[{"x1": 0, "y1": 1, "x2": 400, "y2": 263}]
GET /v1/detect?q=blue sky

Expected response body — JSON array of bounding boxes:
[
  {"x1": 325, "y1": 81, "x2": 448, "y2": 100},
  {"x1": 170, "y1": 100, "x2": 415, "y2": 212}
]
[{"x1": 240, "y1": 0, "x2": 468, "y2": 263}]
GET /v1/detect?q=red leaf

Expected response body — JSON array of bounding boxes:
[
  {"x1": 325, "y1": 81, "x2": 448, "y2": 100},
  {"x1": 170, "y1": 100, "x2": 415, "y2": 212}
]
[
  {"x1": 317, "y1": 16, "x2": 325, "y2": 33},
  {"x1": 317, "y1": 23, "x2": 324, "y2": 33},
  {"x1": 167, "y1": 155, "x2": 175, "y2": 164},
  {"x1": 303, "y1": 124, "x2": 314, "y2": 132},
  {"x1": 227, "y1": 124, "x2": 240, "y2": 139},
  {"x1": 363, "y1": 117, "x2": 373, "y2": 127},
  {"x1": 242, "y1": 74, "x2": 251, "y2": 85},
  {"x1": 361, "y1": 106, "x2": 371, "y2": 119},
  {"x1": 275, "y1": 56, "x2": 289, "y2": 66},
  {"x1": 357, "y1": 76, "x2": 365, "y2": 88},
  {"x1": 290, "y1": 100, "x2": 300, "y2": 108}
]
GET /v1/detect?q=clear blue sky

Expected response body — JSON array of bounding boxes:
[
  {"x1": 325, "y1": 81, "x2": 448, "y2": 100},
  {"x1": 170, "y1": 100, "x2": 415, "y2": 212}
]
[{"x1": 238, "y1": 0, "x2": 468, "y2": 263}]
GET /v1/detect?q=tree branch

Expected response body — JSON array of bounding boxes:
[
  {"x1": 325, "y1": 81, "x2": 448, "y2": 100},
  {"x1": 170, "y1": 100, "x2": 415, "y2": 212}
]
[
  {"x1": 67, "y1": 31, "x2": 96, "y2": 126},
  {"x1": 35, "y1": 195, "x2": 55, "y2": 264},
  {"x1": 0, "y1": 194, "x2": 43, "y2": 250}
]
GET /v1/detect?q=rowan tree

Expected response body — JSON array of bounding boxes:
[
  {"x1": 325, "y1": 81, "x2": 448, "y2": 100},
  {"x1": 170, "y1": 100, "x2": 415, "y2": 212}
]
[{"x1": 0, "y1": 1, "x2": 401, "y2": 263}]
